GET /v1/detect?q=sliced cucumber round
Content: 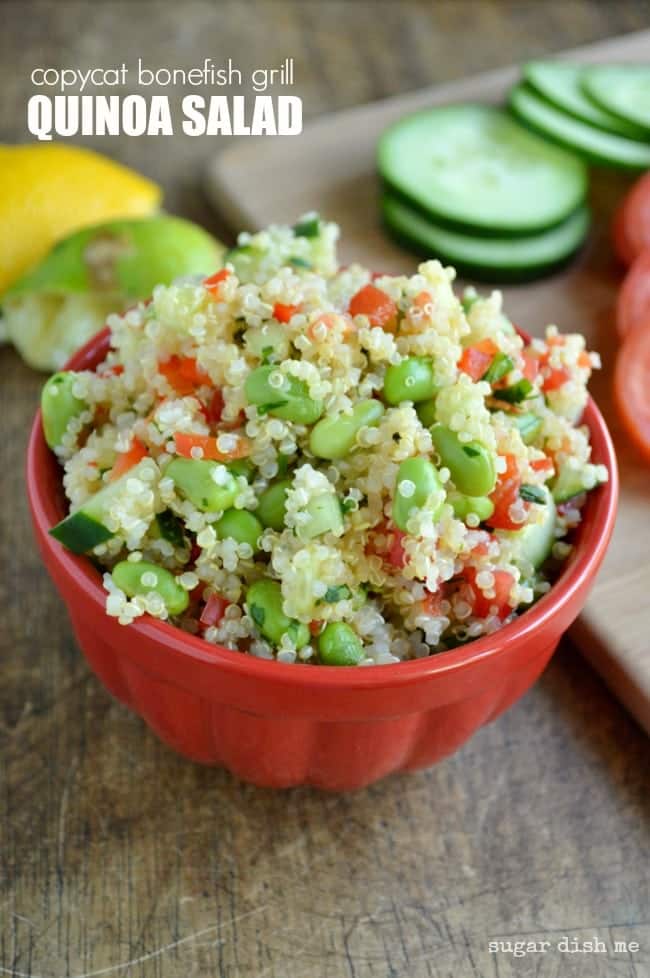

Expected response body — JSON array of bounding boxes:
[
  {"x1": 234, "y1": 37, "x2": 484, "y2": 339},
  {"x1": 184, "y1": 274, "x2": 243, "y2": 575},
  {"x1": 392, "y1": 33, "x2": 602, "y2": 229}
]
[
  {"x1": 524, "y1": 61, "x2": 647, "y2": 139},
  {"x1": 582, "y1": 64, "x2": 650, "y2": 136},
  {"x1": 382, "y1": 192, "x2": 590, "y2": 282},
  {"x1": 378, "y1": 103, "x2": 587, "y2": 235},
  {"x1": 510, "y1": 83, "x2": 650, "y2": 170}
]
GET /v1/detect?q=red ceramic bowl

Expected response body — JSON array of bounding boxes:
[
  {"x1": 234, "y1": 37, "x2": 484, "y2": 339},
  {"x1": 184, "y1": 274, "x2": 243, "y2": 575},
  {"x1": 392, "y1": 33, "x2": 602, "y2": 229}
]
[{"x1": 27, "y1": 327, "x2": 618, "y2": 790}]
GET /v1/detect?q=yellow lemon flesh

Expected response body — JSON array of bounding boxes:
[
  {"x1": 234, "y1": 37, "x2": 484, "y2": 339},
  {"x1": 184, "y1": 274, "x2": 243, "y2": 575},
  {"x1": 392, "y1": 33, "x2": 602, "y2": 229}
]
[{"x1": 0, "y1": 143, "x2": 161, "y2": 295}]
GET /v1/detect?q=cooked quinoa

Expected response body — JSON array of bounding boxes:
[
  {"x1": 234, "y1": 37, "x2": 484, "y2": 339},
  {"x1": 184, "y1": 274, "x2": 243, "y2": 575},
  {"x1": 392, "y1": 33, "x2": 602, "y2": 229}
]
[{"x1": 43, "y1": 215, "x2": 608, "y2": 666}]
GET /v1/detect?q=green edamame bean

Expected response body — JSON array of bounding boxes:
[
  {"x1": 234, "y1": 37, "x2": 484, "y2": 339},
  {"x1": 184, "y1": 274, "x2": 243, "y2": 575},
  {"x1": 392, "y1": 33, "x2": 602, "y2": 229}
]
[
  {"x1": 246, "y1": 579, "x2": 309, "y2": 649},
  {"x1": 215, "y1": 509, "x2": 263, "y2": 551},
  {"x1": 383, "y1": 357, "x2": 437, "y2": 405},
  {"x1": 112, "y1": 560, "x2": 189, "y2": 616},
  {"x1": 318, "y1": 622, "x2": 364, "y2": 666},
  {"x1": 448, "y1": 491, "x2": 494, "y2": 522},
  {"x1": 165, "y1": 457, "x2": 238, "y2": 512},
  {"x1": 431, "y1": 424, "x2": 496, "y2": 497},
  {"x1": 256, "y1": 479, "x2": 291, "y2": 531},
  {"x1": 513, "y1": 412, "x2": 542, "y2": 445},
  {"x1": 309, "y1": 399, "x2": 384, "y2": 460},
  {"x1": 299, "y1": 492, "x2": 344, "y2": 540},
  {"x1": 41, "y1": 371, "x2": 86, "y2": 449},
  {"x1": 392, "y1": 457, "x2": 444, "y2": 531},
  {"x1": 416, "y1": 398, "x2": 437, "y2": 428},
  {"x1": 245, "y1": 365, "x2": 323, "y2": 425}
]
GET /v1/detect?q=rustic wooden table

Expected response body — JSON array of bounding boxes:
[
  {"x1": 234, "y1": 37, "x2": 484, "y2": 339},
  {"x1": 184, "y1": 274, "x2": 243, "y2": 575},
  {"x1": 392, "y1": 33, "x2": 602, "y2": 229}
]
[{"x1": 1, "y1": 3, "x2": 649, "y2": 977}]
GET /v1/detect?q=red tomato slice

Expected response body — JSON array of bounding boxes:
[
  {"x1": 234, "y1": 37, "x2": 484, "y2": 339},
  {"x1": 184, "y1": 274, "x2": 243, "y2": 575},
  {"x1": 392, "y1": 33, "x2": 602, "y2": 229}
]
[
  {"x1": 612, "y1": 172, "x2": 650, "y2": 267},
  {"x1": 614, "y1": 319, "x2": 650, "y2": 462},
  {"x1": 200, "y1": 593, "x2": 229, "y2": 628},
  {"x1": 486, "y1": 454, "x2": 527, "y2": 531},
  {"x1": 348, "y1": 284, "x2": 398, "y2": 332},
  {"x1": 616, "y1": 249, "x2": 650, "y2": 339},
  {"x1": 466, "y1": 567, "x2": 515, "y2": 619}
]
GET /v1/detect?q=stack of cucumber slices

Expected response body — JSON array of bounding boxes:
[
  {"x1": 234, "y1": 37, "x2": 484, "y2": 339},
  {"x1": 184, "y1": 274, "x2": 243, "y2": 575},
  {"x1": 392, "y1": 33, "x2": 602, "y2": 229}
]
[
  {"x1": 379, "y1": 104, "x2": 590, "y2": 281},
  {"x1": 512, "y1": 62, "x2": 650, "y2": 170},
  {"x1": 379, "y1": 63, "x2": 650, "y2": 281}
]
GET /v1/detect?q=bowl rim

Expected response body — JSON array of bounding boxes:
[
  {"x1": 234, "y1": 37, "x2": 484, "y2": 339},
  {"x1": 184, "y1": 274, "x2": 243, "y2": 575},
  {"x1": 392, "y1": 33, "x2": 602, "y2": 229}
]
[{"x1": 27, "y1": 324, "x2": 619, "y2": 692}]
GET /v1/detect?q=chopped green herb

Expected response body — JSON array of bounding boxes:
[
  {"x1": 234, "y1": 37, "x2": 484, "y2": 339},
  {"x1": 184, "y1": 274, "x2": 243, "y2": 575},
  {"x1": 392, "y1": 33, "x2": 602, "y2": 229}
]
[
  {"x1": 520, "y1": 484, "x2": 547, "y2": 504},
  {"x1": 292, "y1": 215, "x2": 320, "y2": 238},
  {"x1": 462, "y1": 445, "x2": 480, "y2": 458},
  {"x1": 250, "y1": 604, "x2": 266, "y2": 628},
  {"x1": 339, "y1": 497, "x2": 356, "y2": 514},
  {"x1": 156, "y1": 510, "x2": 185, "y2": 548},
  {"x1": 482, "y1": 352, "x2": 514, "y2": 385},
  {"x1": 261, "y1": 345, "x2": 274, "y2": 365},
  {"x1": 257, "y1": 400, "x2": 289, "y2": 415},
  {"x1": 494, "y1": 379, "x2": 534, "y2": 404},
  {"x1": 322, "y1": 585, "x2": 352, "y2": 604},
  {"x1": 289, "y1": 256, "x2": 312, "y2": 269}
]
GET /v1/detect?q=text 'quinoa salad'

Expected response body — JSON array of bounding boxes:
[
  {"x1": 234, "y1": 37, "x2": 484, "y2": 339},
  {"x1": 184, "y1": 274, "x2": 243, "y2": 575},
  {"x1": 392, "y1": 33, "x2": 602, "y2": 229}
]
[{"x1": 42, "y1": 215, "x2": 608, "y2": 666}]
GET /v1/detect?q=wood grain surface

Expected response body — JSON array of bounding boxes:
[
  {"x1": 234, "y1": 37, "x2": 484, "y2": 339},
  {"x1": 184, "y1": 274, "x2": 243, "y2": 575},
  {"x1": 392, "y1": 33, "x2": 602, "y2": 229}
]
[{"x1": 1, "y1": 3, "x2": 649, "y2": 977}]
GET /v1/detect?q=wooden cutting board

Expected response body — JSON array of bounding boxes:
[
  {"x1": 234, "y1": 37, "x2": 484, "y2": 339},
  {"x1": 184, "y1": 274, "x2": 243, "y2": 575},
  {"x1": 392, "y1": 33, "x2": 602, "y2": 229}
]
[{"x1": 206, "y1": 30, "x2": 650, "y2": 735}]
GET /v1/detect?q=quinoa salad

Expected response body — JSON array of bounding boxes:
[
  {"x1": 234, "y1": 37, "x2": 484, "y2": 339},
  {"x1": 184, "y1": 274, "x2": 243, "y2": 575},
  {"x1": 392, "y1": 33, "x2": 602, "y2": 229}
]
[{"x1": 42, "y1": 215, "x2": 608, "y2": 666}]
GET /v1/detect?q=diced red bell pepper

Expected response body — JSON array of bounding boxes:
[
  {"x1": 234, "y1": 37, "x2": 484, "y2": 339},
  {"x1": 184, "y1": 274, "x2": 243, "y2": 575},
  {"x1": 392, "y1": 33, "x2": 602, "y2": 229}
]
[
  {"x1": 273, "y1": 302, "x2": 300, "y2": 323},
  {"x1": 458, "y1": 339, "x2": 498, "y2": 381},
  {"x1": 203, "y1": 269, "x2": 230, "y2": 297},
  {"x1": 173, "y1": 432, "x2": 250, "y2": 462},
  {"x1": 348, "y1": 283, "x2": 398, "y2": 332},
  {"x1": 159, "y1": 356, "x2": 210, "y2": 396},
  {"x1": 109, "y1": 438, "x2": 148, "y2": 481}
]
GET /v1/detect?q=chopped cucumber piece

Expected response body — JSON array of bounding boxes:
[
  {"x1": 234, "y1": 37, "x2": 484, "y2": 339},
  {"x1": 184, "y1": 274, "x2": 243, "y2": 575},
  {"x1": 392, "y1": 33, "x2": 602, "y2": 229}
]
[
  {"x1": 524, "y1": 61, "x2": 647, "y2": 139},
  {"x1": 49, "y1": 459, "x2": 155, "y2": 554},
  {"x1": 165, "y1": 457, "x2": 237, "y2": 512},
  {"x1": 551, "y1": 461, "x2": 606, "y2": 504},
  {"x1": 298, "y1": 492, "x2": 344, "y2": 540},
  {"x1": 382, "y1": 193, "x2": 590, "y2": 283},
  {"x1": 504, "y1": 485, "x2": 556, "y2": 569},
  {"x1": 582, "y1": 65, "x2": 650, "y2": 136},
  {"x1": 378, "y1": 103, "x2": 587, "y2": 234},
  {"x1": 510, "y1": 83, "x2": 650, "y2": 170},
  {"x1": 512, "y1": 411, "x2": 543, "y2": 445}
]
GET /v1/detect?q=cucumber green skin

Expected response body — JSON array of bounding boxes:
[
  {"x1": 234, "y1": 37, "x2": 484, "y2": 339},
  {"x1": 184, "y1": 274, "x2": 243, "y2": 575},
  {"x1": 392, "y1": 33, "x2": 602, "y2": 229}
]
[
  {"x1": 510, "y1": 83, "x2": 650, "y2": 171},
  {"x1": 378, "y1": 103, "x2": 587, "y2": 235},
  {"x1": 504, "y1": 487, "x2": 557, "y2": 570},
  {"x1": 49, "y1": 511, "x2": 114, "y2": 554},
  {"x1": 3, "y1": 216, "x2": 224, "y2": 302},
  {"x1": 49, "y1": 458, "x2": 155, "y2": 554},
  {"x1": 382, "y1": 193, "x2": 590, "y2": 283},
  {"x1": 581, "y1": 65, "x2": 650, "y2": 137},
  {"x1": 524, "y1": 61, "x2": 647, "y2": 140}
]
